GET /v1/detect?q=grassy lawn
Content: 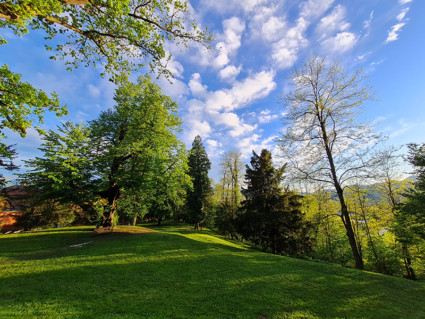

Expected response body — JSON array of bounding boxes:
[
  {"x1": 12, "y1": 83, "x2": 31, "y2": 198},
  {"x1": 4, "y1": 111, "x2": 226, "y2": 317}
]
[{"x1": 0, "y1": 222, "x2": 424, "y2": 318}]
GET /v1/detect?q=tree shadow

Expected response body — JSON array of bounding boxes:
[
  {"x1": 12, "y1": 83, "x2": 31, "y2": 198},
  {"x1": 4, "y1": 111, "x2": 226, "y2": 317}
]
[{"x1": 1, "y1": 227, "x2": 424, "y2": 318}]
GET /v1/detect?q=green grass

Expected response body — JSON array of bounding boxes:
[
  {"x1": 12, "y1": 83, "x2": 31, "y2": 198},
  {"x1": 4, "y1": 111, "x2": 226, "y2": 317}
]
[{"x1": 0, "y1": 222, "x2": 424, "y2": 318}]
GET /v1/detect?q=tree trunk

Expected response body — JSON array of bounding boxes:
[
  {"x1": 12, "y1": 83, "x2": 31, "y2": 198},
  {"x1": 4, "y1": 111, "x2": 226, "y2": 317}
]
[
  {"x1": 340, "y1": 203, "x2": 364, "y2": 269},
  {"x1": 316, "y1": 104, "x2": 364, "y2": 269},
  {"x1": 158, "y1": 217, "x2": 162, "y2": 226},
  {"x1": 402, "y1": 244, "x2": 416, "y2": 280},
  {"x1": 132, "y1": 214, "x2": 137, "y2": 226},
  {"x1": 100, "y1": 186, "x2": 120, "y2": 228}
]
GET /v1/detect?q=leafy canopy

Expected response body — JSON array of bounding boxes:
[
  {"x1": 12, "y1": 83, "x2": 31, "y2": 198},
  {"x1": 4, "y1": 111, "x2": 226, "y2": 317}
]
[{"x1": 1, "y1": 0, "x2": 213, "y2": 78}]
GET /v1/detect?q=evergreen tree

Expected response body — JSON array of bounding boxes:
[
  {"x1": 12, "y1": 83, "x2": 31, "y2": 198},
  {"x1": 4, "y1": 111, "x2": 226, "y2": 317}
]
[
  {"x1": 392, "y1": 143, "x2": 425, "y2": 279},
  {"x1": 186, "y1": 136, "x2": 211, "y2": 230},
  {"x1": 236, "y1": 149, "x2": 314, "y2": 255}
]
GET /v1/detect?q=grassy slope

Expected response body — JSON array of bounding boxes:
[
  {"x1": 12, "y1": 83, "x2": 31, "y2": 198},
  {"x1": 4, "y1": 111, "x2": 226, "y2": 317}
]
[{"x1": 0, "y1": 223, "x2": 424, "y2": 319}]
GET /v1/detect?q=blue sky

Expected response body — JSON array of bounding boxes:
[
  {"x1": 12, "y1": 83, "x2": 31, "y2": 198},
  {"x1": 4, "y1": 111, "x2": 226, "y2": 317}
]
[{"x1": 1, "y1": 0, "x2": 424, "y2": 181}]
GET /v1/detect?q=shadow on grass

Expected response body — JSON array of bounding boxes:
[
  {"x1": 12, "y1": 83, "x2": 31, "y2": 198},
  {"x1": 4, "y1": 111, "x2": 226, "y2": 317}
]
[{"x1": 1, "y1": 227, "x2": 424, "y2": 318}]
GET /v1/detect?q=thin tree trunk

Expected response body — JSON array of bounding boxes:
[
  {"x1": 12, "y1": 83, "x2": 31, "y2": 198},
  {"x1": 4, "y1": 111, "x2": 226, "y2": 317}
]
[
  {"x1": 132, "y1": 214, "x2": 137, "y2": 226},
  {"x1": 316, "y1": 106, "x2": 364, "y2": 269},
  {"x1": 402, "y1": 244, "x2": 416, "y2": 280}
]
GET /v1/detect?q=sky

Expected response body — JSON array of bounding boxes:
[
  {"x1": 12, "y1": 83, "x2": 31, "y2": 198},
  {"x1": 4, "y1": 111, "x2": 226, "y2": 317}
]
[{"x1": 1, "y1": 0, "x2": 424, "y2": 181}]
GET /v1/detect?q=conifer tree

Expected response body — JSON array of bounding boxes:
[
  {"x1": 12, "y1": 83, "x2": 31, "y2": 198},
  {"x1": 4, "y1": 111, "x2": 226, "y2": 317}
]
[
  {"x1": 186, "y1": 135, "x2": 211, "y2": 230},
  {"x1": 237, "y1": 149, "x2": 314, "y2": 255}
]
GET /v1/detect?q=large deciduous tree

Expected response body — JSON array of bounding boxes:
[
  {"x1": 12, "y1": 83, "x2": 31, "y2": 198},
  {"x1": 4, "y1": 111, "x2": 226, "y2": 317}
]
[
  {"x1": 236, "y1": 149, "x2": 314, "y2": 255},
  {"x1": 21, "y1": 76, "x2": 189, "y2": 227},
  {"x1": 186, "y1": 135, "x2": 211, "y2": 230},
  {"x1": 276, "y1": 54, "x2": 382, "y2": 269}
]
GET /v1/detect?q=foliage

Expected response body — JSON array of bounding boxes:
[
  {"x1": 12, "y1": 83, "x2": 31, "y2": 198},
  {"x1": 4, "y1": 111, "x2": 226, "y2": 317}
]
[
  {"x1": 186, "y1": 135, "x2": 211, "y2": 230},
  {"x1": 0, "y1": 0, "x2": 213, "y2": 79},
  {"x1": 0, "y1": 144, "x2": 19, "y2": 188},
  {"x1": 18, "y1": 200, "x2": 75, "y2": 229},
  {"x1": 20, "y1": 121, "x2": 97, "y2": 209},
  {"x1": 392, "y1": 143, "x2": 425, "y2": 279},
  {"x1": 237, "y1": 149, "x2": 315, "y2": 256},
  {"x1": 0, "y1": 64, "x2": 67, "y2": 151},
  {"x1": 1, "y1": 224, "x2": 424, "y2": 318}
]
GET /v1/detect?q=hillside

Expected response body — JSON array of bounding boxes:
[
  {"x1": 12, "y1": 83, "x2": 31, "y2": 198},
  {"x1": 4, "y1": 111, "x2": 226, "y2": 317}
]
[{"x1": 0, "y1": 223, "x2": 424, "y2": 318}]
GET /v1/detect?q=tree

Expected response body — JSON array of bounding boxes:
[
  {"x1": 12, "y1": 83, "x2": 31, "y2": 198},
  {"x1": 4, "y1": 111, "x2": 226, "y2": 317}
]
[
  {"x1": 236, "y1": 149, "x2": 314, "y2": 255},
  {"x1": 21, "y1": 121, "x2": 96, "y2": 210},
  {"x1": 0, "y1": 144, "x2": 19, "y2": 188},
  {"x1": 392, "y1": 143, "x2": 425, "y2": 279},
  {"x1": 0, "y1": 0, "x2": 212, "y2": 153},
  {"x1": 186, "y1": 135, "x2": 211, "y2": 230},
  {"x1": 276, "y1": 54, "x2": 381, "y2": 269},
  {"x1": 21, "y1": 76, "x2": 189, "y2": 228},
  {"x1": 218, "y1": 149, "x2": 244, "y2": 206}
]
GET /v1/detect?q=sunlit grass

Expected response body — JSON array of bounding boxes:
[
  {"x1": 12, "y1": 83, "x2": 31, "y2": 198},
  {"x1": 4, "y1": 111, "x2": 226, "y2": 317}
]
[{"x1": 1, "y1": 222, "x2": 424, "y2": 318}]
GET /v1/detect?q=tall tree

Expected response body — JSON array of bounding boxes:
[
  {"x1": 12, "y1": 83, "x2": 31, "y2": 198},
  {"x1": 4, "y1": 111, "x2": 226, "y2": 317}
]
[
  {"x1": 237, "y1": 149, "x2": 314, "y2": 255},
  {"x1": 21, "y1": 76, "x2": 189, "y2": 228},
  {"x1": 219, "y1": 149, "x2": 244, "y2": 206},
  {"x1": 186, "y1": 135, "x2": 211, "y2": 230},
  {"x1": 393, "y1": 143, "x2": 425, "y2": 279},
  {"x1": 276, "y1": 54, "x2": 382, "y2": 269}
]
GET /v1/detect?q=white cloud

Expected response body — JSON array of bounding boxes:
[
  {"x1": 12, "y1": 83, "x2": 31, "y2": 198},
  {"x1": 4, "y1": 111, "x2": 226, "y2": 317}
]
[
  {"x1": 163, "y1": 56, "x2": 184, "y2": 78},
  {"x1": 183, "y1": 71, "x2": 276, "y2": 142},
  {"x1": 316, "y1": 5, "x2": 350, "y2": 40},
  {"x1": 200, "y1": 0, "x2": 268, "y2": 14},
  {"x1": 321, "y1": 32, "x2": 357, "y2": 53},
  {"x1": 370, "y1": 59, "x2": 385, "y2": 66},
  {"x1": 237, "y1": 134, "x2": 276, "y2": 158},
  {"x1": 389, "y1": 119, "x2": 416, "y2": 138},
  {"x1": 185, "y1": 120, "x2": 213, "y2": 144},
  {"x1": 270, "y1": 0, "x2": 335, "y2": 69},
  {"x1": 188, "y1": 73, "x2": 208, "y2": 97},
  {"x1": 258, "y1": 109, "x2": 279, "y2": 123},
  {"x1": 385, "y1": 23, "x2": 406, "y2": 43},
  {"x1": 218, "y1": 65, "x2": 242, "y2": 81},
  {"x1": 271, "y1": 18, "x2": 309, "y2": 69},
  {"x1": 213, "y1": 17, "x2": 246, "y2": 68},
  {"x1": 397, "y1": 8, "x2": 409, "y2": 21},
  {"x1": 262, "y1": 16, "x2": 286, "y2": 42},
  {"x1": 158, "y1": 77, "x2": 189, "y2": 98},
  {"x1": 206, "y1": 139, "x2": 223, "y2": 157},
  {"x1": 364, "y1": 11, "x2": 374, "y2": 29},
  {"x1": 399, "y1": 0, "x2": 413, "y2": 4},
  {"x1": 209, "y1": 111, "x2": 257, "y2": 137},
  {"x1": 299, "y1": 0, "x2": 334, "y2": 20},
  {"x1": 190, "y1": 71, "x2": 276, "y2": 113}
]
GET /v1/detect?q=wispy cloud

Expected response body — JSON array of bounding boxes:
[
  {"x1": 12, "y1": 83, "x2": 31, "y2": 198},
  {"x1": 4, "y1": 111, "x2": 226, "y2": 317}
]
[{"x1": 385, "y1": 23, "x2": 406, "y2": 43}]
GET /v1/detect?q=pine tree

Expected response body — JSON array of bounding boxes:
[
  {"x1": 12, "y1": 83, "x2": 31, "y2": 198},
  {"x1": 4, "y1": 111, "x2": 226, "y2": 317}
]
[
  {"x1": 186, "y1": 136, "x2": 212, "y2": 230},
  {"x1": 236, "y1": 149, "x2": 314, "y2": 255}
]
